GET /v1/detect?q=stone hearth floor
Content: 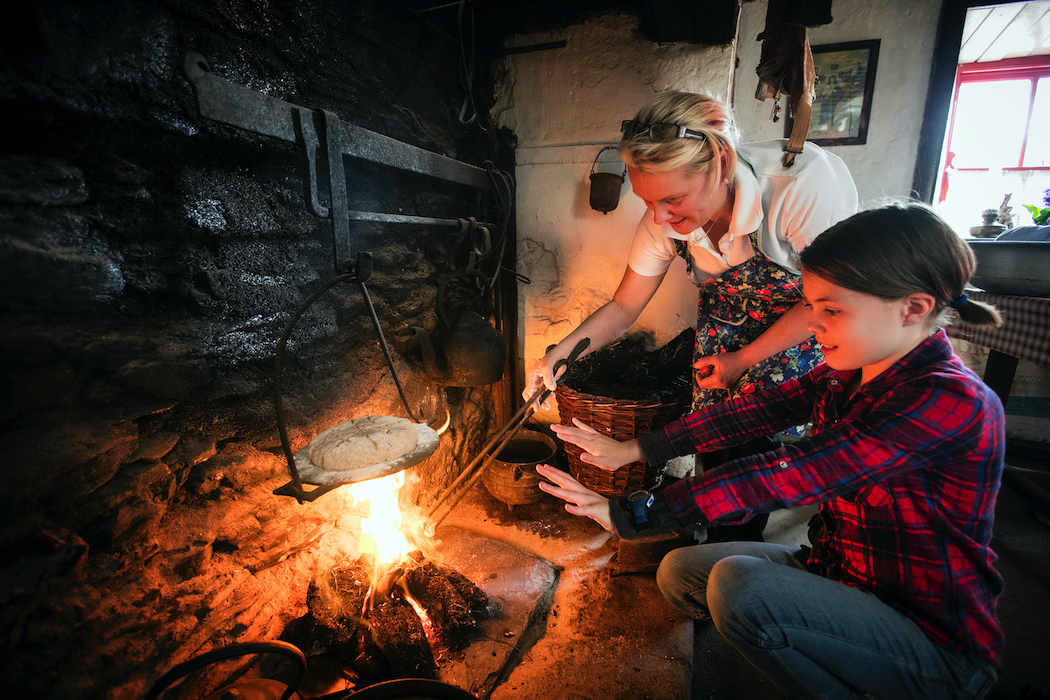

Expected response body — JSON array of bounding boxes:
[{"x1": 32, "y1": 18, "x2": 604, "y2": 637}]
[
  {"x1": 413, "y1": 473, "x2": 814, "y2": 700},
  {"x1": 407, "y1": 442, "x2": 1050, "y2": 700}
]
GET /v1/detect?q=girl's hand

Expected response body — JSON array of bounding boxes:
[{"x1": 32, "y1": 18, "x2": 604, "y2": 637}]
[
  {"x1": 693, "y1": 351, "x2": 748, "y2": 390},
  {"x1": 550, "y1": 419, "x2": 642, "y2": 471},
  {"x1": 536, "y1": 464, "x2": 613, "y2": 532}
]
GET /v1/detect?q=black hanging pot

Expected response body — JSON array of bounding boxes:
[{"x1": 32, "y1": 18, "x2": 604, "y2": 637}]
[{"x1": 589, "y1": 145, "x2": 626, "y2": 214}]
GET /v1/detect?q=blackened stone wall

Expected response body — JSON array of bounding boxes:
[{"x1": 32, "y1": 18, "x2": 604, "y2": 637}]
[{"x1": 0, "y1": 1, "x2": 512, "y2": 698}]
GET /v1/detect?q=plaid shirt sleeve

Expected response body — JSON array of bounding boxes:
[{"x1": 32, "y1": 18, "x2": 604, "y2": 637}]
[
  {"x1": 657, "y1": 368, "x2": 827, "y2": 524},
  {"x1": 659, "y1": 330, "x2": 1006, "y2": 667}
]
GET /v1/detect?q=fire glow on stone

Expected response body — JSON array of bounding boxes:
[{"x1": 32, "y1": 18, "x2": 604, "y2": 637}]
[{"x1": 347, "y1": 471, "x2": 411, "y2": 566}]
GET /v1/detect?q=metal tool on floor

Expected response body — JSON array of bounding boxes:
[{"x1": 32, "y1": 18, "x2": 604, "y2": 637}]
[
  {"x1": 143, "y1": 641, "x2": 306, "y2": 700},
  {"x1": 421, "y1": 337, "x2": 590, "y2": 537}
]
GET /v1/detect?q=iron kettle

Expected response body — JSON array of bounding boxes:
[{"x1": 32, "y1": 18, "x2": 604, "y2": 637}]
[{"x1": 412, "y1": 308, "x2": 506, "y2": 387}]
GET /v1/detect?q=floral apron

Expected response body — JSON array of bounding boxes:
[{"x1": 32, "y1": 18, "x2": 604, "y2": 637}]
[{"x1": 674, "y1": 232, "x2": 821, "y2": 436}]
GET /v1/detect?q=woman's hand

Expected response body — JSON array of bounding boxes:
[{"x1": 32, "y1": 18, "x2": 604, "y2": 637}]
[
  {"x1": 521, "y1": 269, "x2": 667, "y2": 405},
  {"x1": 536, "y1": 464, "x2": 613, "y2": 532},
  {"x1": 693, "y1": 350, "x2": 749, "y2": 390},
  {"x1": 692, "y1": 301, "x2": 812, "y2": 391},
  {"x1": 522, "y1": 348, "x2": 569, "y2": 407},
  {"x1": 550, "y1": 419, "x2": 643, "y2": 471}
]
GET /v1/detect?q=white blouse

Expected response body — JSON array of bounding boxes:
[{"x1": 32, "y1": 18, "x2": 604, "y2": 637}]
[{"x1": 626, "y1": 139, "x2": 858, "y2": 284}]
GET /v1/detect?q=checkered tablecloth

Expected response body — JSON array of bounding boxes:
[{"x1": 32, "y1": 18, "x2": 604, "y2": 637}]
[{"x1": 947, "y1": 292, "x2": 1050, "y2": 368}]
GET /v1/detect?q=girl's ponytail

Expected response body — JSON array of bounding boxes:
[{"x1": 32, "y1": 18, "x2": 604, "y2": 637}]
[
  {"x1": 800, "y1": 203, "x2": 1003, "y2": 330},
  {"x1": 952, "y1": 293, "x2": 1004, "y2": 328}
]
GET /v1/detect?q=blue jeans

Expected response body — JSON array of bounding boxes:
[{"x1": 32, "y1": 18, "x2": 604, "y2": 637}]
[{"x1": 657, "y1": 542, "x2": 997, "y2": 700}]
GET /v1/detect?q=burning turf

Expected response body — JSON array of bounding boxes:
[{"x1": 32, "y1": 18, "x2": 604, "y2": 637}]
[{"x1": 287, "y1": 552, "x2": 490, "y2": 686}]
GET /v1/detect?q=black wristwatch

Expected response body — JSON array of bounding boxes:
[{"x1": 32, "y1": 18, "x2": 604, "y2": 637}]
[{"x1": 627, "y1": 490, "x2": 655, "y2": 528}]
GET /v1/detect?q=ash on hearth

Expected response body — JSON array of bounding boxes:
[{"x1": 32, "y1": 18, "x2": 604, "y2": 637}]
[{"x1": 284, "y1": 553, "x2": 490, "y2": 686}]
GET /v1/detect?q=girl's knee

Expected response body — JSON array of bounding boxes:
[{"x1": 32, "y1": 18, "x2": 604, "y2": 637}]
[
  {"x1": 707, "y1": 556, "x2": 773, "y2": 630},
  {"x1": 706, "y1": 556, "x2": 746, "y2": 608},
  {"x1": 657, "y1": 547, "x2": 711, "y2": 619},
  {"x1": 656, "y1": 545, "x2": 691, "y2": 591},
  {"x1": 656, "y1": 547, "x2": 691, "y2": 605}
]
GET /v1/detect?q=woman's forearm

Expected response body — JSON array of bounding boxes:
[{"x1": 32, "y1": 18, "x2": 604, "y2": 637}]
[
  {"x1": 527, "y1": 267, "x2": 667, "y2": 395},
  {"x1": 736, "y1": 300, "x2": 814, "y2": 368}
]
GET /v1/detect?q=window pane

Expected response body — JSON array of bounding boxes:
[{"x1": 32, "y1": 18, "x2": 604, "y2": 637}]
[
  {"x1": 1023, "y1": 77, "x2": 1050, "y2": 167},
  {"x1": 950, "y1": 79, "x2": 1031, "y2": 168}
]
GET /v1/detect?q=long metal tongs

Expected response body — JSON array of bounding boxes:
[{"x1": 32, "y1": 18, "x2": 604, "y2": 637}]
[{"x1": 421, "y1": 337, "x2": 590, "y2": 537}]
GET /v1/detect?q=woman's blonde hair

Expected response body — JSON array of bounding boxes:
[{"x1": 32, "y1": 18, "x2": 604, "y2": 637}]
[
  {"x1": 618, "y1": 91, "x2": 740, "y2": 182},
  {"x1": 799, "y1": 203, "x2": 1003, "y2": 329}
]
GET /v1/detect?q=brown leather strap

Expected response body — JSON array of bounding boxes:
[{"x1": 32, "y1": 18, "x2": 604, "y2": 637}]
[{"x1": 783, "y1": 25, "x2": 815, "y2": 166}]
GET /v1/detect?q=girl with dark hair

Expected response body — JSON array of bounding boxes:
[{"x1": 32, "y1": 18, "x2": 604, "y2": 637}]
[{"x1": 538, "y1": 203, "x2": 1004, "y2": 699}]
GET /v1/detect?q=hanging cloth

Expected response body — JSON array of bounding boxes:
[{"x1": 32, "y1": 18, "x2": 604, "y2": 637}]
[{"x1": 754, "y1": 0, "x2": 830, "y2": 166}]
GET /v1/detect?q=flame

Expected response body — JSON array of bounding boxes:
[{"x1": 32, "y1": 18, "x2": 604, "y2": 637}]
[
  {"x1": 348, "y1": 471, "x2": 440, "y2": 650},
  {"x1": 418, "y1": 384, "x2": 450, "y2": 436},
  {"x1": 400, "y1": 580, "x2": 440, "y2": 646},
  {"x1": 434, "y1": 407, "x2": 451, "y2": 435},
  {"x1": 347, "y1": 471, "x2": 411, "y2": 566}
]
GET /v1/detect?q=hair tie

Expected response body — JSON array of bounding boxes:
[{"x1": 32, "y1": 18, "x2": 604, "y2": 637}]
[{"x1": 951, "y1": 292, "x2": 968, "y2": 309}]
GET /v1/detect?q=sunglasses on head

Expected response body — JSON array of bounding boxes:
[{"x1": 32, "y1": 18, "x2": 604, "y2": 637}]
[{"x1": 621, "y1": 120, "x2": 706, "y2": 142}]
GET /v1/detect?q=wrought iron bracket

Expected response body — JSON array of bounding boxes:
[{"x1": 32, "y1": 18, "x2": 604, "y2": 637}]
[
  {"x1": 181, "y1": 51, "x2": 492, "y2": 276},
  {"x1": 179, "y1": 52, "x2": 498, "y2": 504}
]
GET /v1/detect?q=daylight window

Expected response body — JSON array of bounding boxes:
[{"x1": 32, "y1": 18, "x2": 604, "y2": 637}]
[{"x1": 936, "y1": 56, "x2": 1050, "y2": 233}]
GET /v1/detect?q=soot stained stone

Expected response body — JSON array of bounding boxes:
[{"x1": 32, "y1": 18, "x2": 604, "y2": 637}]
[
  {"x1": 0, "y1": 2, "x2": 510, "y2": 696},
  {"x1": 0, "y1": 1, "x2": 511, "y2": 697}
]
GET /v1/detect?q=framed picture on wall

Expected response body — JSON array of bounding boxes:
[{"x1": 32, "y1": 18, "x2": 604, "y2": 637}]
[{"x1": 787, "y1": 39, "x2": 880, "y2": 146}]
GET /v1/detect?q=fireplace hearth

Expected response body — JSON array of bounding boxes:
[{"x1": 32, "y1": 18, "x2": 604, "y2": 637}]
[
  {"x1": 1, "y1": 2, "x2": 704, "y2": 699},
  {"x1": 0, "y1": 1, "x2": 517, "y2": 698},
  {"x1": 280, "y1": 524, "x2": 560, "y2": 698}
]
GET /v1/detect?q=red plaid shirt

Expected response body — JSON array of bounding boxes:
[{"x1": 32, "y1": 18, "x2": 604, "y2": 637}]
[{"x1": 659, "y1": 329, "x2": 1005, "y2": 666}]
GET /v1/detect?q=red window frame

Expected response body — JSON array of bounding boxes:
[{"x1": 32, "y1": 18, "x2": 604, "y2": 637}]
[{"x1": 938, "y1": 55, "x2": 1050, "y2": 202}]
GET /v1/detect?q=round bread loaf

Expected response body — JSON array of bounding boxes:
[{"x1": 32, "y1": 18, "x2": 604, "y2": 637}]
[{"x1": 309, "y1": 416, "x2": 419, "y2": 472}]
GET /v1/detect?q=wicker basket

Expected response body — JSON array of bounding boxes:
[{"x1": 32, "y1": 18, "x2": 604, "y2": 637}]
[{"x1": 555, "y1": 384, "x2": 691, "y2": 497}]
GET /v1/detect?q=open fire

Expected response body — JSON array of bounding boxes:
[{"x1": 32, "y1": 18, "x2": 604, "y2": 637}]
[
  {"x1": 349, "y1": 472, "x2": 433, "y2": 633},
  {"x1": 349, "y1": 472, "x2": 413, "y2": 568},
  {"x1": 285, "y1": 469, "x2": 490, "y2": 691}
]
